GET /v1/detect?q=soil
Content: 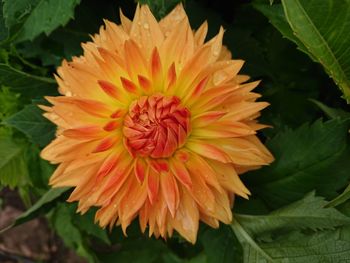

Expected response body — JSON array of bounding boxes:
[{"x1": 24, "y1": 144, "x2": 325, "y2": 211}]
[{"x1": 0, "y1": 188, "x2": 87, "y2": 263}]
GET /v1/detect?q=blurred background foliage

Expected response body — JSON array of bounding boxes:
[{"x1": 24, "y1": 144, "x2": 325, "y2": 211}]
[{"x1": 0, "y1": 0, "x2": 350, "y2": 262}]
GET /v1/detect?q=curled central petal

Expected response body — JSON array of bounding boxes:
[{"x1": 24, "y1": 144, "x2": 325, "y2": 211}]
[{"x1": 123, "y1": 94, "x2": 190, "y2": 158}]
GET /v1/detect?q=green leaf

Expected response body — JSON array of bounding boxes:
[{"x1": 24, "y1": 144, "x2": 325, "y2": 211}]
[
  {"x1": 245, "y1": 118, "x2": 350, "y2": 208},
  {"x1": 73, "y1": 208, "x2": 110, "y2": 245},
  {"x1": 0, "y1": 2, "x2": 9, "y2": 42},
  {"x1": 199, "y1": 225, "x2": 243, "y2": 263},
  {"x1": 5, "y1": 104, "x2": 56, "y2": 147},
  {"x1": 0, "y1": 187, "x2": 68, "y2": 233},
  {"x1": 280, "y1": 0, "x2": 350, "y2": 102},
  {"x1": 232, "y1": 193, "x2": 350, "y2": 262},
  {"x1": 0, "y1": 63, "x2": 56, "y2": 98},
  {"x1": 234, "y1": 225, "x2": 350, "y2": 263},
  {"x1": 2, "y1": 0, "x2": 81, "y2": 42},
  {"x1": 52, "y1": 203, "x2": 96, "y2": 263},
  {"x1": 236, "y1": 192, "x2": 350, "y2": 236},
  {"x1": 309, "y1": 99, "x2": 350, "y2": 120},
  {"x1": 0, "y1": 135, "x2": 28, "y2": 188},
  {"x1": 0, "y1": 86, "x2": 20, "y2": 121},
  {"x1": 253, "y1": 2, "x2": 311, "y2": 57},
  {"x1": 97, "y1": 238, "x2": 168, "y2": 263},
  {"x1": 25, "y1": 145, "x2": 54, "y2": 190}
]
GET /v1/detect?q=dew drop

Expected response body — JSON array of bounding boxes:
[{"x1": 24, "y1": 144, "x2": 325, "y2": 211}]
[
  {"x1": 66, "y1": 91, "x2": 72, "y2": 97},
  {"x1": 143, "y1": 23, "x2": 149, "y2": 30}
]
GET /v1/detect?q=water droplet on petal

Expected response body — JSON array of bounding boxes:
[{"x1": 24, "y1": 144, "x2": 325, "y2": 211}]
[{"x1": 143, "y1": 23, "x2": 149, "y2": 30}]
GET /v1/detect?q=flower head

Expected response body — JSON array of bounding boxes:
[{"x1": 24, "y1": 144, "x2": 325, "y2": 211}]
[{"x1": 41, "y1": 4, "x2": 274, "y2": 243}]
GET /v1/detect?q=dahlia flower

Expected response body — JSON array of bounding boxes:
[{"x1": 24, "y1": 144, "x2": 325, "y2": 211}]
[{"x1": 41, "y1": 4, "x2": 274, "y2": 243}]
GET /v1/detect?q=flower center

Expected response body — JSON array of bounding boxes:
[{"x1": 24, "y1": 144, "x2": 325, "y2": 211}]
[{"x1": 123, "y1": 94, "x2": 191, "y2": 158}]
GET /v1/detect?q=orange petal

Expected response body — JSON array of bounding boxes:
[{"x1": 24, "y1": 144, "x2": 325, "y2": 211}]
[
  {"x1": 175, "y1": 150, "x2": 190, "y2": 162},
  {"x1": 98, "y1": 80, "x2": 120, "y2": 100},
  {"x1": 187, "y1": 154, "x2": 222, "y2": 192},
  {"x1": 103, "y1": 120, "x2": 120, "y2": 131},
  {"x1": 147, "y1": 168, "x2": 159, "y2": 204},
  {"x1": 159, "y1": 4, "x2": 187, "y2": 34},
  {"x1": 223, "y1": 102, "x2": 269, "y2": 122},
  {"x1": 96, "y1": 151, "x2": 121, "y2": 181},
  {"x1": 46, "y1": 96, "x2": 112, "y2": 118},
  {"x1": 186, "y1": 140, "x2": 231, "y2": 163},
  {"x1": 62, "y1": 126, "x2": 104, "y2": 140},
  {"x1": 151, "y1": 47, "x2": 163, "y2": 90},
  {"x1": 150, "y1": 159, "x2": 169, "y2": 173},
  {"x1": 187, "y1": 166, "x2": 216, "y2": 214},
  {"x1": 134, "y1": 158, "x2": 147, "y2": 183},
  {"x1": 194, "y1": 21, "x2": 208, "y2": 47},
  {"x1": 170, "y1": 188, "x2": 199, "y2": 244},
  {"x1": 160, "y1": 173, "x2": 179, "y2": 217},
  {"x1": 166, "y1": 63, "x2": 176, "y2": 92},
  {"x1": 119, "y1": 176, "x2": 148, "y2": 232},
  {"x1": 110, "y1": 109, "x2": 124, "y2": 119},
  {"x1": 192, "y1": 111, "x2": 227, "y2": 127},
  {"x1": 119, "y1": 8, "x2": 132, "y2": 32},
  {"x1": 73, "y1": 98, "x2": 113, "y2": 118},
  {"x1": 208, "y1": 159, "x2": 250, "y2": 198},
  {"x1": 124, "y1": 39, "x2": 148, "y2": 80},
  {"x1": 169, "y1": 158, "x2": 192, "y2": 189},
  {"x1": 138, "y1": 75, "x2": 151, "y2": 92},
  {"x1": 92, "y1": 136, "x2": 118, "y2": 153},
  {"x1": 120, "y1": 77, "x2": 137, "y2": 93}
]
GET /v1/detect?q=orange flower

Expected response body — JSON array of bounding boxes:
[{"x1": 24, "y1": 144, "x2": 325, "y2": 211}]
[{"x1": 41, "y1": 4, "x2": 274, "y2": 243}]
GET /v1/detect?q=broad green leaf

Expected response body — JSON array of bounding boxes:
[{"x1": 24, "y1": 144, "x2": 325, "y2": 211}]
[
  {"x1": 244, "y1": 119, "x2": 350, "y2": 208},
  {"x1": 234, "y1": 225, "x2": 350, "y2": 263},
  {"x1": 280, "y1": 0, "x2": 350, "y2": 102},
  {"x1": 72, "y1": 208, "x2": 110, "y2": 245},
  {"x1": 97, "y1": 238, "x2": 168, "y2": 263},
  {"x1": 0, "y1": 136, "x2": 28, "y2": 188},
  {"x1": 0, "y1": 187, "x2": 68, "y2": 233},
  {"x1": 25, "y1": 145, "x2": 54, "y2": 190},
  {"x1": 253, "y1": 3, "x2": 311, "y2": 58},
  {"x1": 327, "y1": 184, "x2": 350, "y2": 208},
  {"x1": 199, "y1": 225, "x2": 242, "y2": 263},
  {"x1": 309, "y1": 99, "x2": 350, "y2": 120},
  {"x1": 5, "y1": 104, "x2": 56, "y2": 147},
  {"x1": 0, "y1": 86, "x2": 20, "y2": 121},
  {"x1": 17, "y1": 0, "x2": 118, "y2": 66},
  {"x1": 232, "y1": 193, "x2": 350, "y2": 262},
  {"x1": 0, "y1": 63, "x2": 56, "y2": 97},
  {"x1": 54, "y1": 204, "x2": 97, "y2": 263},
  {"x1": 2, "y1": 0, "x2": 81, "y2": 42},
  {"x1": 52, "y1": 203, "x2": 96, "y2": 263},
  {"x1": 236, "y1": 192, "x2": 350, "y2": 236}
]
